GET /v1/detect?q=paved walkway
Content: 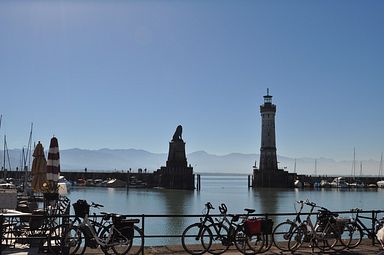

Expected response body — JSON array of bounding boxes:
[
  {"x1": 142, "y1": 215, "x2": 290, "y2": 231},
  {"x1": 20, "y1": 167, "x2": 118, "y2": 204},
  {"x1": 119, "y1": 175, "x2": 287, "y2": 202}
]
[{"x1": 2, "y1": 239, "x2": 384, "y2": 254}]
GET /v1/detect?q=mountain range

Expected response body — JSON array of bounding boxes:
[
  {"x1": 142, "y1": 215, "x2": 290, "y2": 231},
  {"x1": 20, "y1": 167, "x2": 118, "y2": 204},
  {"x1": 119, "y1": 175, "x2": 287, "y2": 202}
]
[{"x1": 0, "y1": 148, "x2": 382, "y2": 176}]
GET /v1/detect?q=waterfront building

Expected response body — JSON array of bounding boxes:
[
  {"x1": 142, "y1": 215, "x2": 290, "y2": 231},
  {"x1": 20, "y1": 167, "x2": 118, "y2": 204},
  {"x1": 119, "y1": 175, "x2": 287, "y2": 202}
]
[{"x1": 253, "y1": 90, "x2": 296, "y2": 188}]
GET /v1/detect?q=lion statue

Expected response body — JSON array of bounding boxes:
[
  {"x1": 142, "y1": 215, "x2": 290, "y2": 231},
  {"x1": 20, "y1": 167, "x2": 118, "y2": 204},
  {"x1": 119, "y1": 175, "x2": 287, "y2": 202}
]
[{"x1": 172, "y1": 125, "x2": 183, "y2": 141}]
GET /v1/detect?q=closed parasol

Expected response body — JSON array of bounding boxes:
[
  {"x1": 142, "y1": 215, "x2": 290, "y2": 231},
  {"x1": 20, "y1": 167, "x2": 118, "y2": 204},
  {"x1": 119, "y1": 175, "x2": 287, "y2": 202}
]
[
  {"x1": 46, "y1": 136, "x2": 60, "y2": 192},
  {"x1": 31, "y1": 141, "x2": 47, "y2": 192}
]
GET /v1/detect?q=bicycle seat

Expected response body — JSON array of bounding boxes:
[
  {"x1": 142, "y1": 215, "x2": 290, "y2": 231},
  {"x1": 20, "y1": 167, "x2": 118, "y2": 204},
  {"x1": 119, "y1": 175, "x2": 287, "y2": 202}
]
[
  {"x1": 124, "y1": 219, "x2": 140, "y2": 224},
  {"x1": 112, "y1": 214, "x2": 127, "y2": 221},
  {"x1": 318, "y1": 209, "x2": 339, "y2": 218},
  {"x1": 244, "y1": 208, "x2": 255, "y2": 214}
]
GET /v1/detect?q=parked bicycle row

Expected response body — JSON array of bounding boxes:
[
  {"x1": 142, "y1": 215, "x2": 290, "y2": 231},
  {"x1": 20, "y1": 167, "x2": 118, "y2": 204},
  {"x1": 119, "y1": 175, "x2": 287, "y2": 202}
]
[
  {"x1": 2, "y1": 197, "x2": 384, "y2": 255},
  {"x1": 1, "y1": 197, "x2": 144, "y2": 255},
  {"x1": 181, "y1": 200, "x2": 384, "y2": 254}
]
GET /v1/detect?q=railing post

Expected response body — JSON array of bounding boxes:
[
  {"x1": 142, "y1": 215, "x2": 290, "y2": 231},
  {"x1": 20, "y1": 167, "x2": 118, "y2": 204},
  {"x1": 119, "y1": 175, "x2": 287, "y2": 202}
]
[
  {"x1": 372, "y1": 210, "x2": 376, "y2": 245},
  {"x1": 141, "y1": 214, "x2": 145, "y2": 255},
  {"x1": 0, "y1": 215, "x2": 4, "y2": 255}
]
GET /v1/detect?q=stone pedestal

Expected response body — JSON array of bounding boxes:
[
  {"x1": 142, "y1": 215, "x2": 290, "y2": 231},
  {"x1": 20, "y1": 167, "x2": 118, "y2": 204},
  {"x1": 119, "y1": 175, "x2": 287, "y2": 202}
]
[
  {"x1": 167, "y1": 140, "x2": 187, "y2": 168},
  {"x1": 252, "y1": 168, "x2": 296, "y2": 188},
  {"x1": 154, "y1": 126, "x2": 194, "y2": 190}
]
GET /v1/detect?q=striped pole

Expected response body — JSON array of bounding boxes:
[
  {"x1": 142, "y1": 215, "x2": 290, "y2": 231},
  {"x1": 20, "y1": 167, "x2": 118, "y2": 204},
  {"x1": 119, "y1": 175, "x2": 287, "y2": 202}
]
[{"x1": 46, "y1": 136, "x2": 60, "y2": 190}]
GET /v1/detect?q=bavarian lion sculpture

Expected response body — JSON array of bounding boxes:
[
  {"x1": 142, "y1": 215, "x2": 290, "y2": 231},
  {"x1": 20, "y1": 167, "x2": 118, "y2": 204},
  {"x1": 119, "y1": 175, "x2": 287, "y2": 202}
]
[{"x1": 172, "y1": 125, "x2": 183, "y2": 141}]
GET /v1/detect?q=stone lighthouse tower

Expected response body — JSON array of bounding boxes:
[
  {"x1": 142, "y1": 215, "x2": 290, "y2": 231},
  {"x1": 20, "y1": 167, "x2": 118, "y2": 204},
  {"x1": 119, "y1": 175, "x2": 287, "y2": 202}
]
[
  {"x1": 259, "y1": 88, "x2": 278, "y2": 171},
  {"x1": 252, "y1": 89, "x2": 296, "y2": 188}
]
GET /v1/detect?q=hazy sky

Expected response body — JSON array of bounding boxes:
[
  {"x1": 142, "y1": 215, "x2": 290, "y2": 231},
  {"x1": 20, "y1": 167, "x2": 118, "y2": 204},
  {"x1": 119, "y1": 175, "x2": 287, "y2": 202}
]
[{"x1": 1, "y1": 0, "x2": 383, "y2": 162}]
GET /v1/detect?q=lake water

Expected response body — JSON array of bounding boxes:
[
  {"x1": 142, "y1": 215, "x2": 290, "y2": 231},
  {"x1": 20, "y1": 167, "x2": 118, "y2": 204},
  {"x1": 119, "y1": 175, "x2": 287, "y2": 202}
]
[{"x1": 66, "y1": 175, "x2": 384, "y2": 245}]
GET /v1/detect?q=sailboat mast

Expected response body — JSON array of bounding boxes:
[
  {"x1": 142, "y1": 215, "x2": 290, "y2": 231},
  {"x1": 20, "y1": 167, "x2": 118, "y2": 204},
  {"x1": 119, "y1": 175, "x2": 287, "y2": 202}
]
[
  {"x1": 379, "y1": 152, "x2": 383, "y2": 178},
  {"x1": 360, "y1": 161, "x2": 363, "y2": 176},
  {"x1": 3, "y1": 135, "x2": 12, "y2": 179},
  {"x1": 27, "y1": 122, "x2": 33, "y2": 171},
  {"x1": 352, "y1": 147, "x2": 356, "y2": 177},
  {"x1": 2, "y1": 135, "x2": 5, "y2": 178}
]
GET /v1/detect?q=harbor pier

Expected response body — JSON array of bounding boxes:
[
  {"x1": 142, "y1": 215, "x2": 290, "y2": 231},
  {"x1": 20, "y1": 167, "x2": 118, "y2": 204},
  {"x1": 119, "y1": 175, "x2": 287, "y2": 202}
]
[{"x1": 295, "y1": 174, "x2": 383, "y2": 188}]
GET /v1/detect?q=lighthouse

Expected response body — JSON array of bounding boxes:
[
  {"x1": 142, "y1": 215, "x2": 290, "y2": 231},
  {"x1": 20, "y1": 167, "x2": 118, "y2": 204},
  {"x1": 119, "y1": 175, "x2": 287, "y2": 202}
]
[
  {"x1": 259, "y1": 89, "x2": 278, "y2": 171},
  {"x1": 252, "y1": 89, "x2": 296, "y2": 188}
]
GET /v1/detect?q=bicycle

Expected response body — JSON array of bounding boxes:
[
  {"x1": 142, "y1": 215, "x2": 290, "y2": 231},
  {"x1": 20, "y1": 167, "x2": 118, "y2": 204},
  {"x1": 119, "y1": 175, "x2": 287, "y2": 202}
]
[
  {"x1": 13, "y1": 196, "x2": 70, "y2": 254},
  {"x1": 13, "y1": 208, "x2": 58, "y2": 253},
  {"x1": 181, "y1": 202, "x2": 227, "y2": 255},
  {"x1": 62, "y1": 199, "x2": 144, "y2": 255},
  {"x1": 345, "y1": 208, "x2": 384, "y2": 248},
  {"x1": 248, "y1": 216, "x2": 273, "y2": 253},
  {"x1": 208, "y1": 204, "x2": 265, "y2": 254},
  {"x1": 59, "y1": 200, "x2": 111, "y2": 255},
  {"x1": 288, "y1": 201, "x2": 351, "y2": 253},
  {"x1": 181, "y1": 202, "x2": 264, "y2": 255},
  {"x1": 272, "y1": 200, "x2": 305, "y2": 251}
]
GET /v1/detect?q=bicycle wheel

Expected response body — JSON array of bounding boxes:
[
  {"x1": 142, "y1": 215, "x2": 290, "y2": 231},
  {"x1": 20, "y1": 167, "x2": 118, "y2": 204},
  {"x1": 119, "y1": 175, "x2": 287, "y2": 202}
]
[
  {"x1": 44, "y1": 224, "x2": 62, "y2": 254},
  {"x1": 62, "y1": 225, "x2": 86, "y2": 255},
  {"x1": 181, "y1": 223, "x2": 212, "y2": 255},
  {"x1": 38, "y1": 221, "x2": 63, "y2": 255},
  {"x1": 246, "y1": 233, "x2": 265, "y2": 253},
  {"x1": 288, "y1": 225, "x2": 305, "y2": 252},
  {"x1": 100, "y1": 226, "x2": 132, "y2": 255},
  {"x1": 203, "y1": 223, "x2": 229, "y2": 255},
  {"x1": 325, "y1": 224, "x2": 349, "y2": 251},
  {"x1": 126, "y1": 225, "x2": 144, "y2": 255},
  {"x1": 233, "y1": 226, "x2": 254, "y2": 255},
  {"x1": 272, "y1": 221, "x2": 296, "y2": 251},
  {"x1": 345, "y1": 222, "x2": 363, "y2": 248}
]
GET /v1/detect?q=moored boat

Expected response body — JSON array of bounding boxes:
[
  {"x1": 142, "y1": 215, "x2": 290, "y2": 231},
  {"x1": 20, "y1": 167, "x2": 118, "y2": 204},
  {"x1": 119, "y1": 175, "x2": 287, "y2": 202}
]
[
  {"x1": 330, "y1": 177, "x2": 349, "y2": 188},
  {"x1": 377, "y1": 180, "x2": 384, "y2": 188},
  {"x1": 320, "y1": 180, "x2": 331, "y2": 188},
  {"x1": 294, "y1": 179, "x2": 302, "y2": 188},
  {"x1": 106, "y1": 178, "x2": 126, "y2": 188}
]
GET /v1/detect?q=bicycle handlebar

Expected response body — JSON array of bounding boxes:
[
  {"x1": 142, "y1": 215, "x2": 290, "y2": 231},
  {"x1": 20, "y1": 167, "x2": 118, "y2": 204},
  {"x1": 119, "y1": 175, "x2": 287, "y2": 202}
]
[
  {"x1": 351, "y1": 208, "x2": 363, "y2": 213},
  {"x1": 219, "y1": 203, "x2": 227, "y2": 214},
  {"x1": 205, "y1": 202, "x2": 214, "y2": 210},
  {"x1": 306, "y1": 201, "x2": 317, "y2": 207},
  {"x1": 91, "y1": 202, "x2": 104, "y2": 209}
]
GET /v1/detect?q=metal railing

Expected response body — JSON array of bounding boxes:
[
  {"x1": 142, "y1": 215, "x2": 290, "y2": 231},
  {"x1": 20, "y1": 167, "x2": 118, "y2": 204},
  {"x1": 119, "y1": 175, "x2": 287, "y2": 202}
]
[{"x1": 2, "y1": 208, "x2": 384, "y2": 254}]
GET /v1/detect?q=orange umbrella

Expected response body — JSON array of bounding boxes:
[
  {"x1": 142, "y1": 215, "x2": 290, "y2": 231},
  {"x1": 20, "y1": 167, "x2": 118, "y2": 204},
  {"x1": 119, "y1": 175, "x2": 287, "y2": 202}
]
[{"x1": 31, "y1": 141, "x2": 47, "y2": 192}]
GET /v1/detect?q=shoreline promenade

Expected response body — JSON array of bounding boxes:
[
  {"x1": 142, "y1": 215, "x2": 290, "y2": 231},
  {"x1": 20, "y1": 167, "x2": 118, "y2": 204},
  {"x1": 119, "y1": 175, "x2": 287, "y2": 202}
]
[{"x1": 3, "y1": 239, "x2": 384, "y2": 255}]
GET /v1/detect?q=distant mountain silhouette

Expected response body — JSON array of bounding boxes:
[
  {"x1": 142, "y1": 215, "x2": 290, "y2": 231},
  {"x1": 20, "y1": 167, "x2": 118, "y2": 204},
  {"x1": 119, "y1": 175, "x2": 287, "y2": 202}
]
[{"x1": 0, "y1": 148, "x2": 381, "y2": 176}]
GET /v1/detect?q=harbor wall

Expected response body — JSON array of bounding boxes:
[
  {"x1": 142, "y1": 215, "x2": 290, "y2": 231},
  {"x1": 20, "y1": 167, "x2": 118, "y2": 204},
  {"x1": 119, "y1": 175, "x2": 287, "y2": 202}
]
[{"x1": 296, "y1": 174, "x2": 382, "y2": 186}]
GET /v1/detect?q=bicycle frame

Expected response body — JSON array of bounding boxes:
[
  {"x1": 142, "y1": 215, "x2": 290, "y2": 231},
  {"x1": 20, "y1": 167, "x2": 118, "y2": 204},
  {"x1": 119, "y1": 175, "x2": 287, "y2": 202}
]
[
  {"x1": 351, "y1": 209, "x2": 383, "y2": 239},
  {"x1": 80, "y1": 214, "x2": 110, "y2": 246},
  {"x1": 290, "y1": 201, "x2": 349, "y2": 252}
]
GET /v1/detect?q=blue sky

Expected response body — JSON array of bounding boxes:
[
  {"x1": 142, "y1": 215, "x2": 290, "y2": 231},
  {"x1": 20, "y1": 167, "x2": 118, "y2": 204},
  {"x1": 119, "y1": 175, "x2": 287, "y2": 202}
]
[{"x1": 0, "y1": 0, "x2": 383, "y2": 162}]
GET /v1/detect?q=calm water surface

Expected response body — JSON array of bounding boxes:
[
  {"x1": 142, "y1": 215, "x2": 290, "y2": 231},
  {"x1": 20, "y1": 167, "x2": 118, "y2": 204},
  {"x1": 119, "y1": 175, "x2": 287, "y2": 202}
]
[{"x1": 66, "y1": 175, "x2": 384, "y2": 245}]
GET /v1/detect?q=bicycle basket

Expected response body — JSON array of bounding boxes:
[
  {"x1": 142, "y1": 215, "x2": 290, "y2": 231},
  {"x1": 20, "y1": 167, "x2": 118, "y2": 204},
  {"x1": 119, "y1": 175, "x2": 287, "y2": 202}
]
[
  {"x1": 335, "y1": 218, "x2": 349, "y2": 234},
  {"x1": 261, "y1": 218, "x2": 274, "y2": 234},
  {"x1": 244, "y1": 218, "x2": 262, "y2": 235},
  {"x1": 73, "y1": 200, "x2": 90, "y2": 218},
  {"x1": 115, "y1": 220, "x2": 134, "y2": 239}
]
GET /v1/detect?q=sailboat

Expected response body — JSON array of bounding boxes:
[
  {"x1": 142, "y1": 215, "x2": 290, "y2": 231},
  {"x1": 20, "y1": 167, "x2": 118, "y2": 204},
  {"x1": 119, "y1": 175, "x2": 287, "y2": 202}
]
[
  {"x1": 293, "y1": 159, "x2": 303, "y2": 188},
  {"x1": 353, "y1": 162, "x2": 365, "y2": 188},
  {"x1": 349, "y1": 148, "x2": 365, "y2": 188},
  {"x1": 377, "y1": 153, "x2": 384, "y2": 188}
]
